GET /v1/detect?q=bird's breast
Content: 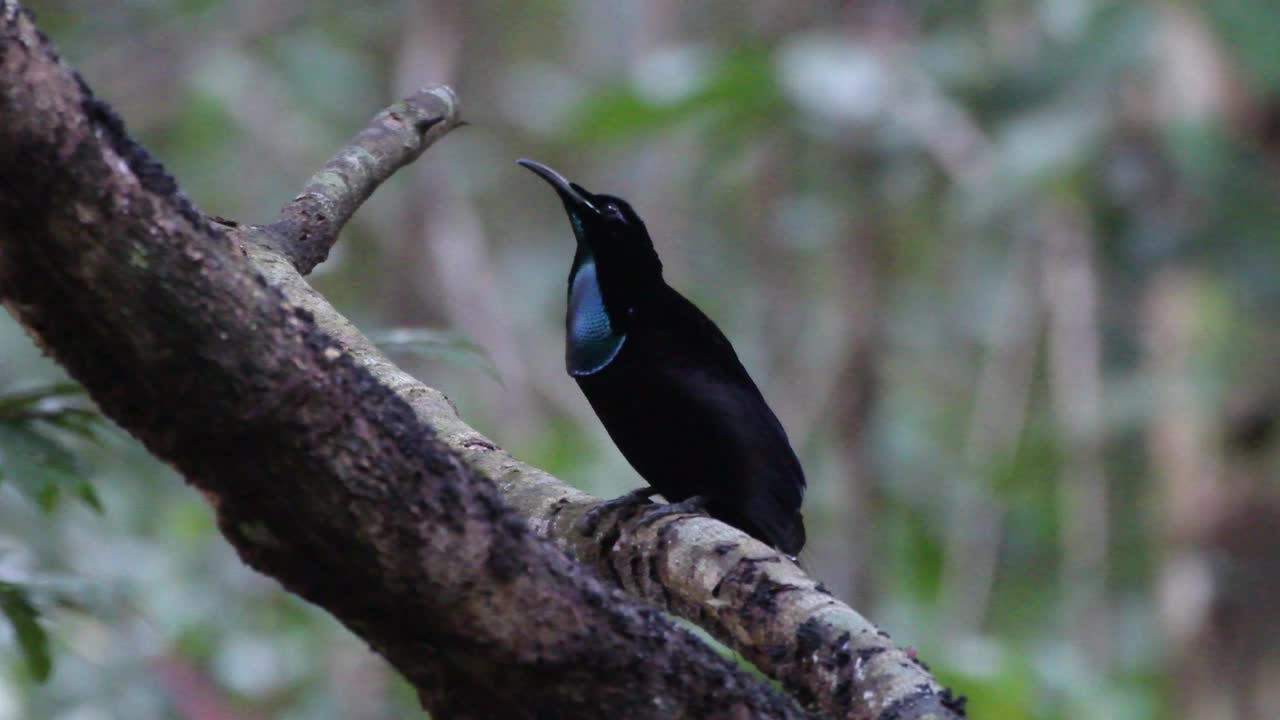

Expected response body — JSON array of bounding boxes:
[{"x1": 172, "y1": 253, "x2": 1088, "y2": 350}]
[{"x1": 566, "y1": 258, "x2": 626, "y2": 376}]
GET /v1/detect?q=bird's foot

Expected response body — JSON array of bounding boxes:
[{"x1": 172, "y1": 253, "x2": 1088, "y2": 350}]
[
  {"x1": 579, "y1": 487, "x2": 658, "y2": 536},
  {"x1": 636, "y1": 495, "x2": 709, "y2": 530}
]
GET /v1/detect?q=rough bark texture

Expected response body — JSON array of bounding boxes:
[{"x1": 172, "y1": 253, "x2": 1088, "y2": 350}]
[
  {"x1": 0, "y1": 4, "x2": 964, "y2": 719},
  {"x1": 0, "y1": 6, "x2": 808, "y2": 718}
]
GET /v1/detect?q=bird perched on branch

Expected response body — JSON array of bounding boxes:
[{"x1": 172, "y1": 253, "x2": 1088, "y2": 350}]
[{"x1": 517, "y1": 159, "x2": 807, "y2": 555}]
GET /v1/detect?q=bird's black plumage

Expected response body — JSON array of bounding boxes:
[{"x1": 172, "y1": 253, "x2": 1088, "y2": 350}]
[{"x1": 517, "y1": 159, "x2": 807, "y2": 555}]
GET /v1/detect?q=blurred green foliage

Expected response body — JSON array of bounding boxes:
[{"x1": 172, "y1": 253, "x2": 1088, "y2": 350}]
[
  {"x1": 0, "y1": 382, "x2": 109, "y2": 687},
  {"x1": 0, "y1": 384, "x2": 104, "y2": 515},
  {"x1": 0, "y1": 582, "x2": 50, "y2": 683},
  {"x1": 5, "y1": 0, "x2": 1280, "y2": 718}
]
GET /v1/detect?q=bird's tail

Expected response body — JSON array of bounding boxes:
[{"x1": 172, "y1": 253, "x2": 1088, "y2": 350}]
[{"x1": 752, "y1": 509, "x2": 805, "y2": 560}]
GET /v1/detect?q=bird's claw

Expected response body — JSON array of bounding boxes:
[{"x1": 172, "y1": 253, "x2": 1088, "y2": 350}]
[
  {"x1": 635, "y1": 495, "x2": 709, "y2": 530},
  {"x1": 579, "y1": 487, "x2": 658, "y2": 536}
]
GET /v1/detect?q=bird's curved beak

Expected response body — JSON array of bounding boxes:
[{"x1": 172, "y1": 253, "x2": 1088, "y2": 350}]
[{"x1": 517, "y1": 158, "x2": 598, "y2": 215}]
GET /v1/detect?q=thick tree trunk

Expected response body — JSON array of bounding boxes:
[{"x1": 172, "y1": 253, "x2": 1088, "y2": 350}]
[{"x1": 0, "y1": 4, "x2": 963, "y2": 718}]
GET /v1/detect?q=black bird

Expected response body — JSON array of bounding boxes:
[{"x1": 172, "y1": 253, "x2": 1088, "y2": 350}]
[{"x1": 517, "y1": 159, "x2": 807, "y2": 555}]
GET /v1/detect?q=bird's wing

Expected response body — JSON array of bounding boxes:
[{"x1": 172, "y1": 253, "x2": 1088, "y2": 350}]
[{"x1": 650, "y1": 287, "x2": 807, "y2": 506}]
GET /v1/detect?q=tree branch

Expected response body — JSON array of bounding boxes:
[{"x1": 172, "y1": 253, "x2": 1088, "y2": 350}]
[
  {"x1": 256, "y1": 246, "x2": 965, "y2": 719},
  {"x1": 0, "y1": 3, "x2": 964, "y2": 718},
  {"x1": 266, "y1": 84, "x2": 460, "y2": 273},
  {"x1": 0, "y1": 6, "x2": 807, "y2": 718}
]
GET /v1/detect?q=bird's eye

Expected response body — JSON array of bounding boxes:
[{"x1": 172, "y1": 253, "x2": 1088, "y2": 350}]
[{"x1": 605, "y1": 204, "x2": 622, "y2": 218}]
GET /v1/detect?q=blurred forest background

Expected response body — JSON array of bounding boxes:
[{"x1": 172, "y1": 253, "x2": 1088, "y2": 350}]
[{"x1": 3, "y1": 1, "x2": 1279, "y2": 718}]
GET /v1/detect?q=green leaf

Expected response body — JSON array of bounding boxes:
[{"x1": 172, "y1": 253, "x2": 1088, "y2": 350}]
[
  {"x1": 38, "y1": 407, "x2": 106, "y2": 441},
  {"x1": 0, "y1": 383, "x2": 84, "y2": 420},
  {"x1": 75, "y1": 481, "x2": 104, "y2": 515},
  {"x1": 0, "y1": 423, "x2": 87, "y2": 514},
  {"x1": 370, "y1": 328, "x2": 502, "y2": 383},
  {"x1": 0, "y1": 384, "x2": 106, "y2": 446},
  {"x1": 0, "y1": 581, "x2": 52, "y2": 682}
]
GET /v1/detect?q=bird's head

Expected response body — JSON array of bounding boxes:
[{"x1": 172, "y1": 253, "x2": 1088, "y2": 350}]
[{"x1": 517, "y1": 159, "x2": 663, "y2": 294}]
